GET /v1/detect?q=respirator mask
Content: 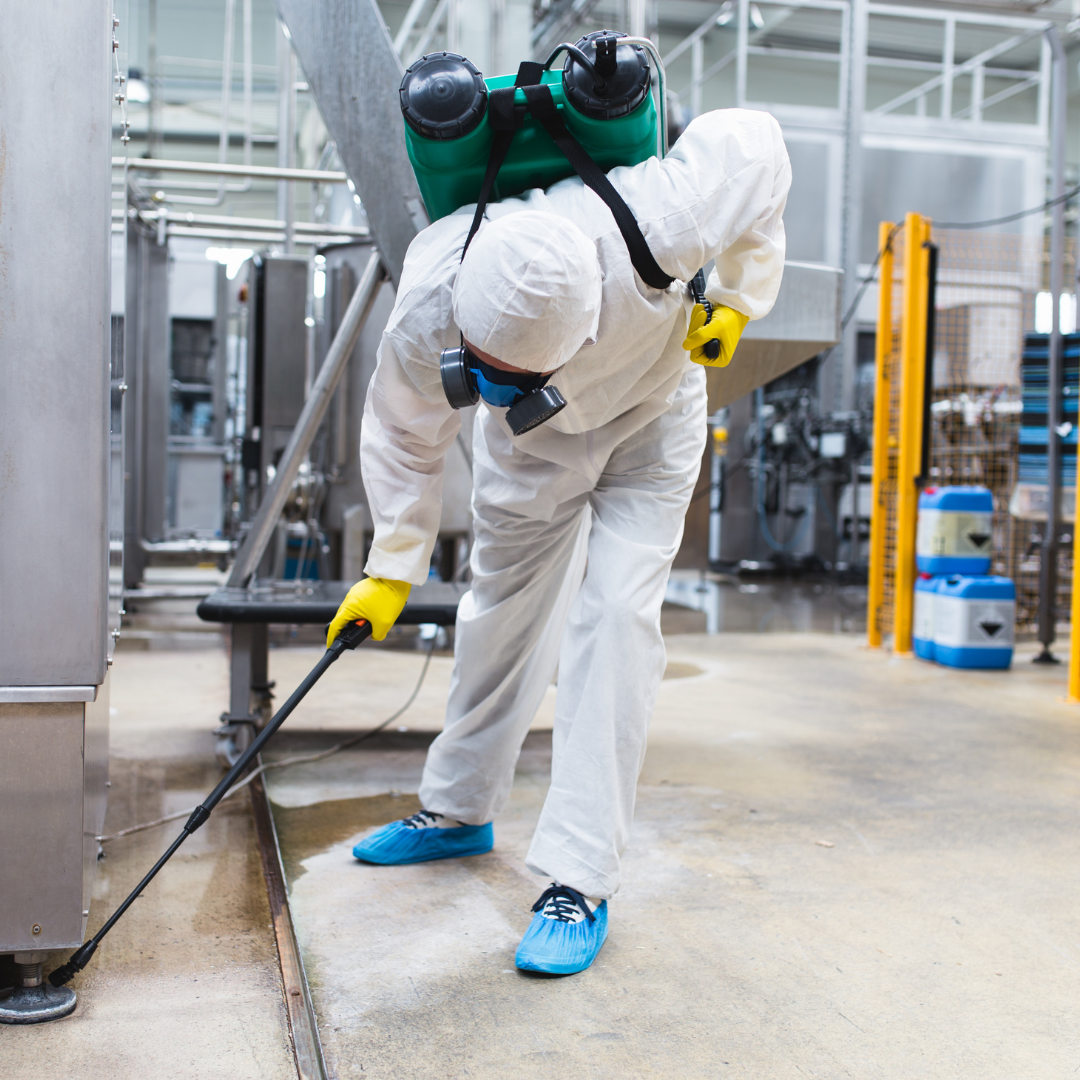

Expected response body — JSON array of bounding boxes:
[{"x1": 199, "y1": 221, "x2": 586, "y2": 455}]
[{"x1": 441, "y1": 338, "x2": 568, "y2": 436}]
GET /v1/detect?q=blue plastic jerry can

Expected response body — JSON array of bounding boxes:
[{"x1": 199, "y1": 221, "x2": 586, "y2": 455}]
[
  {"x1": 933, "y1": 575, "x2": 1015, "y2": 670},
  {"x1": 913, "y1": 575, "x2": 937, "y2": 662},
  {"x1": 916, "y1": 487, "x2": 994, "y2": 575}
]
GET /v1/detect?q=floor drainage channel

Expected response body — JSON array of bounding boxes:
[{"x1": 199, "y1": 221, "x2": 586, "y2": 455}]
[{"x1": 249, "y1": 769, "x2": 328, "y2": 1080}]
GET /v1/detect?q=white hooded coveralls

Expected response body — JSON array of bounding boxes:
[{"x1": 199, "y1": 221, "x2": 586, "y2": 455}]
[{"x1": 360, "y1": 109, "x2": 791, "y2": 899}]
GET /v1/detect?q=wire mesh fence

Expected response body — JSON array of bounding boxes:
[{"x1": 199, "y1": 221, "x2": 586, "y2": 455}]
[
  {"x1": 870, "y1": 222, "x2": 1076, "y2": 646},
  {"x1": 926, "y1": 229, "x2": 1075, "y2": 636},
  {"x1": 872, "y1": 226, "x2": 904, "y2": 645}
]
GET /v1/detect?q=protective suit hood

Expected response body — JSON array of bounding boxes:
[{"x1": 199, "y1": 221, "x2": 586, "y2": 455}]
[{"x1": 452, "y1": 210, "x2": 603, "y2": 373}]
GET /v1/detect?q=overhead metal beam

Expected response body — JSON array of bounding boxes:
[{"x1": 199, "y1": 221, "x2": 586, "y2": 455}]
[
  {"x1": 532, "y1": 0, "x2": 602, "y2": 58},
  {"x1": 393, "y1": 0, "x2": 432, "y2": 55},
  {"x1": 663, "y1": 3, "x2": 729, "y2": 67},
  {"x1": 410, "y1": 0, "x2": 451, "y2": 63},
  {"x1": 274, "y1": 0, "x2": 426, "y2": 286}
]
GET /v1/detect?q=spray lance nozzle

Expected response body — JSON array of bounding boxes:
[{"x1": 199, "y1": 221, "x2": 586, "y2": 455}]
[{"x1": 49, "y1": 942, "x2": 98, "y2": 987}]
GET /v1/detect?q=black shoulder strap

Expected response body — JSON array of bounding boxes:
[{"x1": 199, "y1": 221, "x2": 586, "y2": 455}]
[
  {"x1": 520, "y1": 83, "x2": 673, "y2": 290},
  {"x1": 462, "y1": 63, "x2": 543, "y2": 258},
  {"x1": 461, "y1": 64, "x2": 674, "y2": 292}
]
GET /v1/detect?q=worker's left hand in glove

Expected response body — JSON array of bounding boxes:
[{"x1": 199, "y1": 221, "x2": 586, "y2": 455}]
[
  {"x1": 682, "y1": 304, "x2": 750, "y2": 368},
  {"x1": 326, "y1": 577, "x2": 411, "y2": 646}
]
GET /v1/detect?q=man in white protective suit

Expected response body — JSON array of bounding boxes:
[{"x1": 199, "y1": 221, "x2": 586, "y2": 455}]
[{"x1": 326, "y1": 106, "x2": 790, "y2": 975}]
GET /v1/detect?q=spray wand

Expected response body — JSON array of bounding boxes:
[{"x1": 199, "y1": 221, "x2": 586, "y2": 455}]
[{"x1": 49, "y1": 618, "x2": 373, "y2": 987}]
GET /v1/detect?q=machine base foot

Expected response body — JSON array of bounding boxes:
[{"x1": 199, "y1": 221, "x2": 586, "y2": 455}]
[
  {"x1": 0, "y1": 982, "x2": 77, "y2": 1024},
  {"x1": 1032, "y1": 648, "x2": 1061, "y2": 665}
]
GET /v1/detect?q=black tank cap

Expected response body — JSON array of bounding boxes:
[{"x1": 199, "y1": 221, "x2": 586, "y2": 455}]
[
  {"x1": 563, "y1": 31, "x2": 650, "y2": 121},
  {"x1": 400, "y1": 52, "x2": 487, "y2": 140}
]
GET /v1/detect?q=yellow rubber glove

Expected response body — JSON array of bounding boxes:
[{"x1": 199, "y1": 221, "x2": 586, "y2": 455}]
[
  {"x1": 682, "y1": 304, "x2": 750, "y2": 368},
  {"x1": 326, "y1": 577, "x2": 411, "y2": 646}
]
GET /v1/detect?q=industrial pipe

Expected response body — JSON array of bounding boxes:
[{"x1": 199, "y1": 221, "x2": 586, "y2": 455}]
[
  {"x1": 116, "y1": 158, "x2": 348, "y2": 184},
  {"x1": 113, "y1": 207, "x2": 370, "y2": 238}
]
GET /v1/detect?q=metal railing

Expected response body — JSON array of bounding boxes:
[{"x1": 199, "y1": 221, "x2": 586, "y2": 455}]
[{"x1": 661, "y1": 0, "x2": 1049, "y2": 131}]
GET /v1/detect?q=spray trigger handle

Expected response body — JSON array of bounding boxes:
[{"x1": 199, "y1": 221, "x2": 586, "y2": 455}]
[
  {"x1": 329, "y1": 619, "x2": 372, "y2": 653},
  {"x1": 688, "y1": 268, "x2": 721, "y2": 359}
]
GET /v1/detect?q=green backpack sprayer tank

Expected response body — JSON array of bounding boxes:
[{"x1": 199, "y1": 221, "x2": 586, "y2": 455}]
[{"x1": 399, "y1": 31, "x2": 668, "y2": 222}]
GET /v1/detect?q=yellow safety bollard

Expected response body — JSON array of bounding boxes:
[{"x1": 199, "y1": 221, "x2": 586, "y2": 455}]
[
  {"x1": 1069, "y1": 518, "x2": 1080, "y2": 701},
  {"x1": 867, "y1": 221, "x2": 895, "y2": 649},
  {"x1": 893, "y1": 212, "x2": 932, "y2": 655}
]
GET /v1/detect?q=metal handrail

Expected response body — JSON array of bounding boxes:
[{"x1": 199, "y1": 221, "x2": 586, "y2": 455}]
[
  {"x1": 870, "y1": 25, "x2": 1045, "y2": 117},
  {"x1": 621, "y1": 36, "x2": 667, "y2": 159}
]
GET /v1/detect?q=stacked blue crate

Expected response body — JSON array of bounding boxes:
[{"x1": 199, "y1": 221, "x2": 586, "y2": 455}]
[
  {"x1": 1020, "y1": 333, "x2": 1079, "y2": 486},
  {"x1": 913, "y1": 486, "x2": 1014, "y2": 669}
]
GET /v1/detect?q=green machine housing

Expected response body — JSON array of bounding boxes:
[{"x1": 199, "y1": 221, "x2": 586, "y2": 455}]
[{"x1": 400, "y1": 31, "x2": 659, "y2": 222}]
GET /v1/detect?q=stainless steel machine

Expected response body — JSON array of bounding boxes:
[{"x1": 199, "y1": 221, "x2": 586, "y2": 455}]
[
  {"x1": 122, "y1": 208, "x2": 233, "y2": 589},
  {"x1": 0, "y1": 0, "x2": 118, "y2": 1022},
  {"x1": 123, "y1": 208, "x2": 170, "y2": 588}
]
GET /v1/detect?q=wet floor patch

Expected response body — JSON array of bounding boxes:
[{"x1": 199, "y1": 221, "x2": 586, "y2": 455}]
[
  {"x1": 664, "y1": 574, "x2": 868, "y2": 634},
  {"x1": 2, "y1": 752, "x2": 297, "y2": 1079},
  {"x1": 270, "y1": 792, "x2": 422, "y2": 883}
]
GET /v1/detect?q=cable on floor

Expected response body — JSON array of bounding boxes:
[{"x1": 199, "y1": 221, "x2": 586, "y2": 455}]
[{"x1": 97, "y1": 640, "x2": 437, "y2": 844}]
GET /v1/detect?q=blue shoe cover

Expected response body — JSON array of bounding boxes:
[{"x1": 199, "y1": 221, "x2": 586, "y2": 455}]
[
  {"x1": 515, "y1": 884, "x2": 608, "y2": 975},
  {"x1": 352, "y1": 815, "x2": 493, "y2": 865}
]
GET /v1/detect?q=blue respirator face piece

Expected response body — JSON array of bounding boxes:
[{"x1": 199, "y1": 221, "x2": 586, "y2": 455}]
[
  {"x1": 439, "y1": 340, "x2": 568, "y2": 436},
  {"x1": 471, "y1": 357, "x2": 548, "y2": 407}
]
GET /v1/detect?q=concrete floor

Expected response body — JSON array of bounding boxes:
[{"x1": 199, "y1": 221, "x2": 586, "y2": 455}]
[
  {"x1": 5, "y1": 619, "x2": 1079, "y2": 1078},
  {"x1": 263, "y1": 635, "x2": 1080, "y2": 1080},
  {"x1": 4, "y1": 651, "x2": 296, "y2": 1080}
]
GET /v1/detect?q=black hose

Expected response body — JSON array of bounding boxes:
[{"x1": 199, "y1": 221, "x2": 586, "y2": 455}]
[
  {"x1": 543, "y1": 42, "x2": 607, "y2": 91},
  {"x1": 49, "y1": 619, "x2": 373, "y2": 987}
]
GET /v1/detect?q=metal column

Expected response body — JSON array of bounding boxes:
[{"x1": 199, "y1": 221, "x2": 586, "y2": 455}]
[
  {"x1": 836, "y1": 0, "x2": 868, "y2": 413},
  {"x1": 123, "y1": 214, "x2": 171, "y2": 588},
  {"x1": 0, "y1": 0, "x2": 115, "y2": 1009},
  {"x1": 1036, "y1": 26, "x2": 1067, "y2": 663},
  {"x1": 216, "y1": 624, "x2": 271, "y2": 762}
]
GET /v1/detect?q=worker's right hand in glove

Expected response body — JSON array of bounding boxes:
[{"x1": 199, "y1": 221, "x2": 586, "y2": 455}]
[
  {"x1": 326, "y1": 577, "x2": 411, "y2": 647},
  {"x1": 683, "y1": 304, "x2": 750, "y2": 368}
]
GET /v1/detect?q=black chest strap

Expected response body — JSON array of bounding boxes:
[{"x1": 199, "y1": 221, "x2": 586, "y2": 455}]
[{"x1": 461, "y1": 63, "x2": 675, "y2": 292}]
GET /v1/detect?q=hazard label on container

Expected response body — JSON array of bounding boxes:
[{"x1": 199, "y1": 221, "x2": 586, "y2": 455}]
[
  {"x1": 917, "y1": 509, "x2": 995, "y2": 559},
  {"x1": 934, "y1": 596, "x2": 1015, "y2": 648}
]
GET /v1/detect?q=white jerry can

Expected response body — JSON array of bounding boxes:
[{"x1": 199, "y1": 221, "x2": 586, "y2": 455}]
[
  {"x1": 916, "y1": 487, "x2": 994, "y2": 576},
  {"x1": 933, "y1": 575, "x2": 1015, "y2": 670},
  {"x1": 913, "y1": 576, "x2": 936, "y2": 661}
]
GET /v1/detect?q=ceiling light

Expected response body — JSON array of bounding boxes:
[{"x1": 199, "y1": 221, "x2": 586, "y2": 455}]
[
  {"x1": 750, "y1": 3, "x2": 765, "y2": 29},
  {"x1": 126, "y1": 77, "x2": 150, "y2": 104},
  {"x1": 206, "y1": 246, "x2": 255, "y2": 280}
]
